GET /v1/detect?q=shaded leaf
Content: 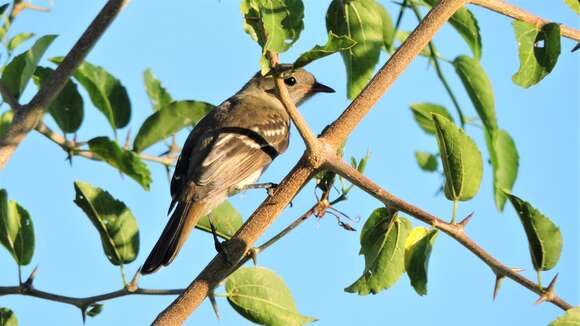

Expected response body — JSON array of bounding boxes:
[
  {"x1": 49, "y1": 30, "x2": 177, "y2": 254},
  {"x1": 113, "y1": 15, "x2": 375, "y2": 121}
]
[
  {"x1": 345, "y1": 208, "x2": 411, "y2": 295},
  {"x1": 241, "y1": 0, "x2": 304, "y2": 54},
  {"x1": 86, "y1": 304, "x2": 103, "y2": 318},
  {"x1": 50, "y1": 57, "x2": 131, "y2": 130},
  {"x1": 143, "y1": 69, "x2": 172, "y2": 112},
  {"x1": 549, "y1": 306, "x2": 580, "y2": 326},
  {"x1": 133, "y1": 100, "x2": 213, "y2": 152},
  {"x1": 88, "y1": 137, "x2": 151, "y2": 191},
  {"x1": 506, "y1": 193, "x2": 562, "y2": 271},
  {"x1": 405, "y1": 227, "x2": 438, "y2": 295},
  {"x1": 0, "y1": 110, "x2": 13, "y2": 138},
  {"x1": 564, "y1": 0, "x2": 580, "y2": 15},
  {"x1": 485, "y1": 129, "x2": 519, "y2": 211},
  {"x1": 0, "y1": 307, "x2": 17, "y2": 326},
  {"x1": 327, "y1": 0, "x2": 385, "y2": 99},
  {"x1": 2, "y1": 35, "x2": 57, "y2": 100},
  {"x1": 512, "y1": 21, "x2": 561, "y2": 88},
  {"x1": 293, "y1": 32, "x2": 356, "y2": 69},
  {"x1": 226, "y1": 267, "x2": 317, "y2": 326},
  {"x1": 6, "y1": 32, "x2": 34, "y2": 54},
  {"x1": 33, "y1": 67, "x2": 84, "y2": 133},
  {"x1": 377, "y1": 1, "x2": 395, "y2": 50},
  {"x1": 196, "y1": 201, "x2": 243, "y2": 240},
  {"x1": 73, "y1": 181, "x2": 139, "y2": 265},
  {"x1": 453, "y1": 55, "x2": 496, "y2": 132},
  {"x1": 415, "y1": 151, "x2": 438, "y2": 172},
  {"x1": 423, "y1": 0, "x2": 481, "y2": 59},
  {"x1": 432, "y1": 114, "x2": 483, "y2": 201},
  {"x1": 0, "y1": 189, "x2": 34, "y2": 266},
  {"x1": 409, "y1": 102, "x2": 453, "y2": 135}
]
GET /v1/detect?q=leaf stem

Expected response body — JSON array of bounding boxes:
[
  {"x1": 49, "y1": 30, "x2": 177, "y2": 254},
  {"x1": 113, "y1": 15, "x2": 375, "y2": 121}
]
[
  {"x1": 536, "y1": 270, "x2": 543, "y2": 290},
  {"x1": 119, "y1": 264, "x2": 128, "y2": 287},
  {"x1": 451, "y1": 199, "x2": 458, "y2": 224}
]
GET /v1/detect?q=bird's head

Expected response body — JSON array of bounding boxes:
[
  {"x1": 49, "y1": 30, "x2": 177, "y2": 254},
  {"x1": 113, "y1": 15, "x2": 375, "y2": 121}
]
[{"x1": 243, "y1": 65, "x2": 335, "y2": 105}]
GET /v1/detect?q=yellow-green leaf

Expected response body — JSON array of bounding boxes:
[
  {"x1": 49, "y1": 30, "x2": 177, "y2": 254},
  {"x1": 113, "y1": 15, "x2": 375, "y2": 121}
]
[
  {"x1": 196, "y1": 201, "x2": 243, "y2": 240},
  {"x1": 512, "y1": 21, "x2": 561, "y2": 88},
  {"x1": 0, "y1": 189, "x2": 34, "y2": 266},
  {"x1": 415, "y1": 151, "x2": 438, "y2": 172},
  {"x1": 549, "y1": 306, "x2": 580, "y2": 326},
  {"x1": 410, "y1": 102, "x2": 453, "y2": 135},
  {"x1": 506, "y1": 193, "x2": 562, "y2": 271},
  {"x1": 6, "y1": 32, "x2": 34, "y2": 55},
  {"x1": 486, "y1": 129, "x2": 519, "y2": 211},
  {"x1": 0, "y1": 307, "x2": 17, "y2": 326},
  {"x1": 405, "y1": 227, "x2": 438, "y2": 295},
  {"x1": 226, "y1": 267, "x2": 317, "y2": 326},
  {"x1": 143, "y1": 69, "x2": 172, "y2": 112},
  {"x1": 564, "y1": 0, "x2": 580, "y2": 15},
  {"x1": 73, "y1": 181, "x2": 139, "y2": 266},
  {"x1": 432, "y1": 114, "x2": 483, "y2": 201},
  {"x1": 294, "y1": 32, "x2": 356, "y2": 69}
]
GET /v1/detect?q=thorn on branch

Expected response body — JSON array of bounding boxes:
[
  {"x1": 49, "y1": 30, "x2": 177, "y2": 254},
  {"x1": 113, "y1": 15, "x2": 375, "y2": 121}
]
[
  {"x1": 127, "y1": 268, "x2": 141, "y2": 292},
  {"x1": 511, "y1": 267, "x2": 525, "y2": 273},
  {"x1": 23, "y1": 265, "x2": 38, "y2": 290},
  {"x1": 493, "y1": 273, "x2": 504, "y2": 300},
  {"x1": 458, "y1": 212, "x2": 475, "y2": 229},
  {"x1": 572, "y1": 43, "x2": 580, "y2": 52},
  {"x1": 209, "y1": 217, "x2": 233, "y2": 266},
  {"x1": 208, "y1": 290, "x2": 220, "y2": 320},
  {"x1": 535, "y1": 273, "x2": 559, "y2": 305}
]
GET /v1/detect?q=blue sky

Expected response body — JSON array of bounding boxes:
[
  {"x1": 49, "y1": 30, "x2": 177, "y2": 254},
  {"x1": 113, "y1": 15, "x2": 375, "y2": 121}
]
[{"x1": 0, "y1": 0, "x2": 578, "y2": 325}]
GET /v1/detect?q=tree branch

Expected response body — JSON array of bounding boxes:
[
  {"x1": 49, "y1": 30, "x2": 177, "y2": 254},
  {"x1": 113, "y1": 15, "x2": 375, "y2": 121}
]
[
  {"x1": 469, "y1": 0, "x2": 580, "y2": 41},
  {"x1": 323, "y1": 153, "x2": 572, "y2": 311},
  {"x1": 0, "y1": 0, "x2": 129, "y2": 169},
  {"x1": 153, "y1": 0, "x2": 469, "y2": 324}
]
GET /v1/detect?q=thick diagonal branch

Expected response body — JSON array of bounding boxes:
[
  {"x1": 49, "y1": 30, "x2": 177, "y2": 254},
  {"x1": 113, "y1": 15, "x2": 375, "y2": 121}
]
[{"x1": 0, "y1": 0, "x2": 129, "y2": 169}]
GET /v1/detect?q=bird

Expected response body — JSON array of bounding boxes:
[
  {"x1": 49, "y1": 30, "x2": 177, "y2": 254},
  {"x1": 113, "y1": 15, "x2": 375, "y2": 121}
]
[{"x1": 141, "y1": 66, "x2": 334, "y2": 274}]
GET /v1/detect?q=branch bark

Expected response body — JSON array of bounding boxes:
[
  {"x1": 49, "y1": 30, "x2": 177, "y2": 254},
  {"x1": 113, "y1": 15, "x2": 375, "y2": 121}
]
[{"x1": 0, "y1": 0, "x2": 129, "y2": 169}]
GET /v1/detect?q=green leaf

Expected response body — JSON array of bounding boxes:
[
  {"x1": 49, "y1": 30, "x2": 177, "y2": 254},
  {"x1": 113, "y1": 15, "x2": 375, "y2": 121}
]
[
  {"x1": 50, "y1": 57, "x2": 131, "y2": 130},
  {"x1": 377, "y1": 1, "x2": 395, "y2": 50},
  {"x1": 88, "y1": 137, "x2": 152, "y2": 191},
  {"x1": 485, "y1": 129, "x2": 519, "y2": 211},
  {"x1": 226, "y1": 267, "x2": 317, "y2": 326},
  {"x1": 33, "y1": 67, "x2": 84, "y2": 133},
  {"x1": 512, "y1": 21, "x2": 561, "y2": 88},
  {"x1": 409, "y1": 102, "x2": 453, "y2": 135},
  {"x1": 143, "y1": 69, "x2": 172, "y2": 112},
  {"x1": 564, "y1": 0, "x2": 580, "y2": 15},
  {"x1": 345, "y1": 208, "x2": 411, "y2": 295},
  {"x1": 506, "y1": 193, "x2": 562, "y2": 271},
  {"x1": 133, "y1": 100, "x2": 213, "y2": 152},
  {"x1": 0, "y1": 110, "x2": 13, "y2": 138},
  {"x1": 405, "y1": 227, "x2": 438, "y2": 295},
  {"x1": 0, "y1": 307, "x2": 17, "y2": 326},
  {"x1": 432, "y1": 114, "x2": 483, "y2": 201},
  {"x1": 453, "y1": 55, "x2": 496, "y2": 132},
  {"x1": 423, "y1": 0, "x2": 481, "y2": 59},
  {"x1": 415, "y1": 151, "x2": 438, "y2": 172},
  {"x1": 1, "y1": 35, "x2": 57, "y2": 100},
  {"x1": 73, "y1": 181, "x2": 139, "y2": 266},
  {"x1": 326, "y1": 0, "x2": 385, "y2": 99},
  {"x1": 549, "y1": 306, "x2": 580, "y2": 326},
  {"x1": 293, "y1": 32, "x2": 356, "y2": 69},
  {"x1": 6, "y1": 32, "x2": 34, "y2": 54},
  {"x1": 0, "y1": 189, "x2": 34, "y2": 266},
  {"x1": 241, "y1": 0, "x2": 304, "y2": 54},
  {"x1": 86, "y1": 304, "x2": 103, "y2": 318},
  {"x1": 196, "y1": 201, "x2": 243, "y2": 240}
]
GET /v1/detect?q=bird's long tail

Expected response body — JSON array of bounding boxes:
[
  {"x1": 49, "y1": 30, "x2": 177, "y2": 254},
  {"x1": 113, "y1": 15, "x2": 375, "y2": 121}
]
[{"x1": 141, "y1": 200, "x2": 209, "y2": 274}]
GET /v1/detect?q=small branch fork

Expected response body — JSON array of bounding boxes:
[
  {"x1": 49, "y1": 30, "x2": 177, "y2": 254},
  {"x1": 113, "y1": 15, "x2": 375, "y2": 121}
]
[{"x1": 152, "y1": 0, "x2": 577, "y2": 324}]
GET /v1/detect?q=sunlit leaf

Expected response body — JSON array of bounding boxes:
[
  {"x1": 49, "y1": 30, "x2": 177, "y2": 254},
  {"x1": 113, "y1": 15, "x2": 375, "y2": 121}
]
[
  {"x1": 0, "y1": 307, "x2": 17, "y2": 326},
  {"x1": 33, "y1": 67, "x2": 84, "y2": 133},
  {"x1": 133, "y1": 100, "x2": 213, "y2": 152},
  {"x1": 88, "y1": 137, "x2": 152, "y2": 191},
  {"x1": 2, "y1": 35, "x2": 57, "y2": 100},
  {"x1": 346, "y1": 208, "x2": 411, "y2": 295},
  {"x1": 563, "y1": 0, "x2": 580, "y2": 15},
  {"x1": 453, "y1": 55, "x2": 497, "y2": 133},
  {"x1": 0, "y1": 111, "x2": 13, "y2": 138},
  {"x1": 6, "y1": 32, "x2": 34, "y2": 54},
  {"x1": 506, "y1": 193, "x2": 562, "y2": 271},
  {"x1": 327, "y1": 0, "x2": 385, "y2": 99},
  {"x1": 485, "y1": 129, "x2": 519, "y2": 211},
  {"x1": 512, "y1": 21, "x2": 561, "y2": 88},
  {"x1": 405, "y1": 227, "x2": 438, "y2": 295},
  {"x1": 0, "y1": 189, "x2": 34, "y2": 266},
  {"x1": 409, "y1": 102, "x2": 453, "y2": 135},
  {"x1": 432, "y1": 114, "x2": 483, "y2": 201},
  {"x1": 294, "y1": 32, "x2": 356, "y2": 69},
  {"x1": 50, "y1": 57, "x2": 131, "y2": 130},
  {"x1": 549, "y1": 306, "x2": 580, "y2": 326},
  {"x1": 73, "y1": 181, "x2": 139, "y2": 266},
  {"x1": 143, "y1": 69, "x2": 172, "y2": 112},
  {"x1": 226, "y1": 267, "x2": 317, "y2": 326},
  {"x1": 415, "y1": 151, "x2": 438, "y2": 172},
  {"x1": 196, "y1": 201, "x2": 243, "y2": 240}
]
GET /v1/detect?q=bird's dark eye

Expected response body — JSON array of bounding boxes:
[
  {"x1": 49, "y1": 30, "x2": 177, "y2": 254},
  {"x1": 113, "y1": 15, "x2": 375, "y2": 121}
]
[{"x1": 284, "y1": 77, "x2": 297, "y2": 86}]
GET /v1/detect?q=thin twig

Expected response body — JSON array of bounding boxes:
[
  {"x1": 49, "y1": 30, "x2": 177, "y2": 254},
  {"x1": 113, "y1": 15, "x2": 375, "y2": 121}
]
[
  {"x1": 323, "y1": 152, "x2": 572, "y2": 311},
  {"x1": 469, "y1": 0, "x2": 580, "y2": 41}
]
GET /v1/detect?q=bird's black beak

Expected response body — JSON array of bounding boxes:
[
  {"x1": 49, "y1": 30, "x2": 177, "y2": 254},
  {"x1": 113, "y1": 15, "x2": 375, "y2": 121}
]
[{"x1": 311, "y1": 81, "x2": 335, "y2": 93}]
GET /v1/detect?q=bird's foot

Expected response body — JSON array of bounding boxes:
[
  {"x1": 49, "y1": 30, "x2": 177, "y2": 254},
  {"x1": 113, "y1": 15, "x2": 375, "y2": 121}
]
[
  {"x1": 241, "y1": 182, "x2": 278, "y2": 197},
  {"x1": 208, "y1": 217, "x2": 233, "y2": 265}
]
